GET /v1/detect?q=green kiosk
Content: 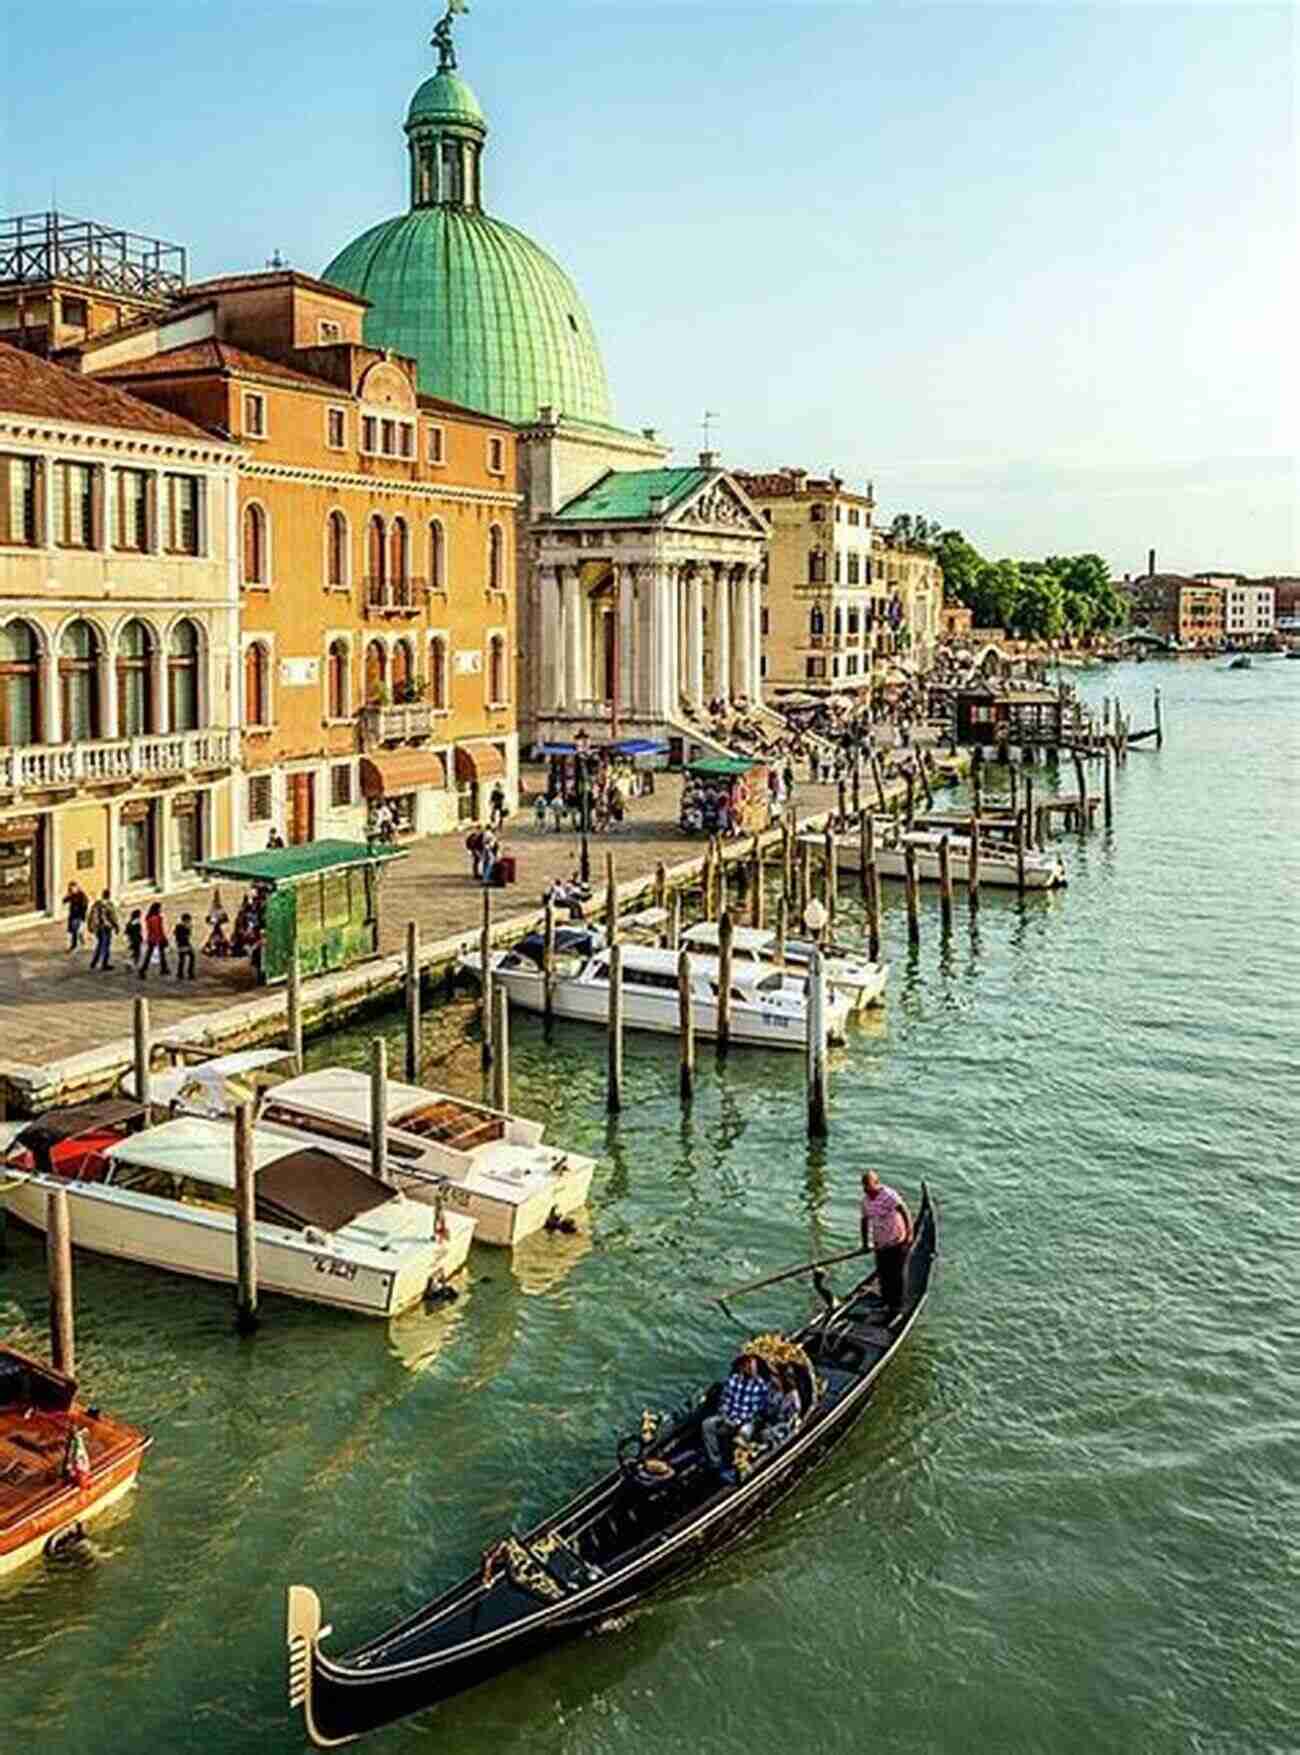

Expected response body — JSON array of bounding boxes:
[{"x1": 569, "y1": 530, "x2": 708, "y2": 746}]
[{"x1": 195, "y1": 840, "x2": 406, "y2": 985}]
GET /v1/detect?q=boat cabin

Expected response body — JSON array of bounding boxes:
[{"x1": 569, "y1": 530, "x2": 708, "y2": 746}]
[
  {"x1": 258, "y1": 1069, "x2": 541, "y2": 1163},
  {"x1": 954, "y1": 681, "x2": 1065, "y2": 749},
  {"x1": 3, "y1": 1100, "x2": 149, "y2": 1180}
]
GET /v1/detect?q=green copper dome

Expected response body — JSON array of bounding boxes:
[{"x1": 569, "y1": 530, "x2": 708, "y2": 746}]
[
  {"x1": 322, "y1": 13, "x2": 614, "y2": 429},
  {"x1": 323, "y1": 209, "x2": 614, "y2": 427}
]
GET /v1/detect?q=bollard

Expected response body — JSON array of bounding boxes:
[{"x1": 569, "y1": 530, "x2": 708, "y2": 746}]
[
  {"x1": 667, "y1": 887, "x2": 682, "y2": 952},
  {"x1": 404, "y1": 923, "x2": 420, "y2": 1083},
  {"x1": 480, "y1": 888, "x2": 494, "y2": 1070},
  {"x1": 1015, "y1": 812, "x2": 1027, "y2": 896},
  {"x1": 717, "y1": 911, "x2": 734, "y2": 1055},
  {"x1": 903, "y1": 841, "x2": 921, "y2": 946},
  {"x1": 46, "y1": 1187, "x2": 76, "y2": 1375},
  {"x1": 606, "y1": 850, "x2": 619, "y2": 942},
  {"x1": 823, "y1": 825, "x2": 837, "y2": 931},
  {"x1": 234, "y1": 1100, "x2": 258, "y2": 1335},
  {"x1": 133, "y1": 995, "x2": 151, "y2": 1114},
  {"x1": 287, "y1": 953, "x2": 304, "y2": 1075},
  {"x1": 806, "y1": 949, "x2": 830, "y2": 1140},
  {"x1": 542, "y1": 894, "x2": 556, "y2": 1029},
  {"x1": 677, "y1": 947, "x2": 695, "y2": 1103},
  {"x1": 968, "y1": 814, "x2": 982, "y2": 912},
  {"x1": 491, "y1": 981, "x2": 510, "y2": 1114},
  {"x1": 938, "y1": 833, "x2": 954, "y2": 934},
  {"x1": 369, "y1": 1036, "x2": 389, "y2": 1187},
  {"x1": 607, "y1": 943, "x2": 624, "y2": 1113}
]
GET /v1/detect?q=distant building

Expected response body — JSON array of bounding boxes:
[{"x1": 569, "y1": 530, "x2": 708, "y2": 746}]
[
  {"x1": 875, "y1": 533, "x2": 942, "y2": 670},
  {"x1": 939, "y1": 602, "x2": 974, "y2": 641},
  {"x1": 1125, "y1": 574, "x2": 1224, "y2": 648},
  {"x1": 0, "y1": 211, "x2": 186, "y2": 357},
  {"x1": 1196, "y1": 574, "x2": 1275, "y2": 645}
]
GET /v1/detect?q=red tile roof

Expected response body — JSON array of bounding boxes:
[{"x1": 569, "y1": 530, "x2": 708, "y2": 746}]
[
  {"x1": 186, "y1": 269, "x2": 369, "y2": 307},
  {"x1": 98, "y1": 339, "x2": 337, "y2": 394},
  {"x1": 0, "y1": 341, "x2": 222, "y2": 442}
]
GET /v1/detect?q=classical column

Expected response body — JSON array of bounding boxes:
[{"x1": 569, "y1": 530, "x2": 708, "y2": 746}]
[
  {"x1": 651, "y1": 563, "x2": 676, "y2": 722},
  {"x1": 539, "y1": 564, "x2": 562, "y2": 714},
  {"x1": 749, "y1": 566, "x2": 764, "y2": 702},
  {"x1": 617, "y1": 563, "x2": 637, "y2": 722},
  {"x1": 728, "y1": 567, "x2": 746, "y2": 701},
  {"x1": 712, "y1": 564, "x2": 731, "y2": 706},
  {"x1": 561, "y1": 566, "x2": 582, "y2": 710}
]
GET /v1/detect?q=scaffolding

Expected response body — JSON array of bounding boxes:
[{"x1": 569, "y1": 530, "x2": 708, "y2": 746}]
[{"x1": 0, "y1": 211, "x2": 187, "y2": 302}]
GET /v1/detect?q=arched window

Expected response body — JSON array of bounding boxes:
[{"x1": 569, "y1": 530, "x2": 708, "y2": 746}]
[
  {"x1": 364, "y1": 639, "x2": 387, "y2": 704},
  {"x1": 327, "y1": 639, "x2": 349, "y2": 721},
  {"x1": 390, "y1": 517, "x2": 409, "y2": 595},
  {"x1": 488, "y1": 524, "x2": 504, "y2": 591},
  {"x1": 244, "y1": 642, "x2": 270, "y2": 728},
  {"x1": 809, "y1": 604, "x2": 825, "y2": 638},
  {"x1": 430, "y1": 636, "x2": 448, "y2": 710},
  {"x1": 169, "y1": 620, "x2": 202, "y2": 732},
  {"x1": 488, "y1": 634, "x2": 507, "y2": 705},
  {"x1": 367, "y1": 514, "x2": 386, "y2": 587},
  {"x1": 326, "y1": 511, "x2": 348, "y2": 589},
  {"x1": 243, "y1": 504, "x2": 268, "y2": 586},
  {"x1": 60, "y1": 619, "x2": 102, "y2": 741},
  {"x1": 117, "y1": 619, "x2": 156, "y2": 737},
  {"x1": 428, "y1": 520, "x2": 445, "y2": 591},
  {"x1": 391, "y1": 638, "x2": 413, "y2": 702},
  {"x1": 0, "y1": 618, "x2": 42, "y2": 746}
]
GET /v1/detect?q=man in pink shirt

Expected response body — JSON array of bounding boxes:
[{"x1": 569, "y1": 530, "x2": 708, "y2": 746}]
[{"x1": 860, "y1": 1170, "x2": 913, "y2": 1321}]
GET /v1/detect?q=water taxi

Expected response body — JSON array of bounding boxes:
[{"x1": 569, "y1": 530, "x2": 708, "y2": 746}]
[{"x1": 679, "y1": 921, "x2": 889, "y2": 1010}]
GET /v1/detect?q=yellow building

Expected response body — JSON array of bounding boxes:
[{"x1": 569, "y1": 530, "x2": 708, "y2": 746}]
[
  {"x1": 876, "y1": 536, "x2": 942, "y2": 671},
  {"x1": 0, "y1": 342, "x2": 241, "y2": 930},
  {"x1": 80, "y1": 271, "x2": 519, "y2": 846}
]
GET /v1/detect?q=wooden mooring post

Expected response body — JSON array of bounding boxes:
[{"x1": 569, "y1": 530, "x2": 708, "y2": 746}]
[
  {"x1": 749, "y1": 838, "x2": 765, "y2": 929},
  {"x1": 479, "y1": 888, "x2": 494, "y2": 1070},
  {"x1": 1015, "y1": 812, "x2": 1027, "y2": 896},
  {"x1": 1024, "y1": 775, "x2": 1036, "y2": 849},
  {"x1": 606, "y1": 851, "x2": 619, "y2": 941},
  {"x1": 863, "y1": 813, "x2": 881, "y2": 962},
  {"x1": 369, "y1": 1037, "x2": 389, "y2": 1186},
  {"x1": 776, "y1": 894, "x2": 788, "y2": 964},
  {"x1": 717, "y1": 911, "x2": 734, "y2": 1056},
  {"x1": 938, "y1": 833, "x2": 954, "y2": 934},
  {"x1": 1072, "y1": 749, "x2": 1089, "y2": 831},
  {"x1": 968, "y1": 813, "x2": 982, "y2": 912},
  {"x1": 822, "y1": 825, "x2": 837, "y2": 931},
  {"x1": 133, "y1": 995, "x2": 151, "y2": 1114},
  {"x1": 1154, "y1": 687, "x2": 1163, "y2": 750},
  {"x1": 542, "y1": 894, "x2": 556, "y2": 1028},
  {"x1": 798, "y1": 839, "x2": 812, "y2": 920},
  {"x1": 1103, "y1": 736, "x2": 1114, "y2": 830},
  {"x1": 972, "y1": 749, "x2": 984, "y2": 818},
  {"x1": 491, "y1": 981, "x2": 510, "y2": 1113},
  {"x1": 46, "y1": 1186, "x2": 76, "y2": 1373},
  {"x1": 607, "y1": 942, "x2": 624, "y2": 1113},
  {"x1": 904, "y1": 769, "x2": 916, "y2": 828},
  {"x1": 667, "y1": 888, "x2": 682, "y2": 952},
  {"x1": 806, "y1": 949, "x2": 830, "y2": 1140},
  {"x1": 654, "y1": 861, "x2": 668, "y2": 916},
  {"x1": 404, "y1": 923, "x2": 420, "y2": 1083},
  {"x1": 233, "y1": 1100, "x2": 258, "y2": 1335},
  {"x1": 918, "y1": 749, "x2": 934, "y2": 809},
  {"x1": 287, "y1": 953, "x2": 304, "y2": 1075},
  {"x1": 781, "y1": 818, "x2": 794, "y2": 903},
  {"x1": 903, "y1": 841, "x2": 921, "y2": 946},
  {"x1": 871, "y1": 753, "x2": 888, "y2": 811},
  {"x1": 677, "y1": 948, "x2": 695, "y2": 1103}
]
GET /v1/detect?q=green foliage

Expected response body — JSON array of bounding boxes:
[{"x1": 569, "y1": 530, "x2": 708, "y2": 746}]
[
  {"x1": 901, "y1": 513, "x2": 1120, "y2": 639},
  {"x1": 1012, "y1": 570, "x2": 1065, "y2": 639},
  {"x1": 888, "y1": 512, "x2": 942, "y2": 551}
]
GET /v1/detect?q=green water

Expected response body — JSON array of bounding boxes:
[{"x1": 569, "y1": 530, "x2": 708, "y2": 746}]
[{"x1": 2, "y1": 662, "x2": 1296, "y2": 1755}]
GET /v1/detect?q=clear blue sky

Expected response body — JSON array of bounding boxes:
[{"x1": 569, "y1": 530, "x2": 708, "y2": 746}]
[{"x1": 3, "y1": 2, "x2": 1295, "y2": 576}]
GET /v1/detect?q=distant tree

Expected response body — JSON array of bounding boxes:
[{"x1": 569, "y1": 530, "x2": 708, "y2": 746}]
[
  {"x1": 933, "y1": 528, "x2": 985, "y2": 605},
  {"x1": 888, "y1": 512, "x2": 942, "y2": 552},
  {"x1": 1012, "y1": 570, "x2": 1065, "y2": 640}
]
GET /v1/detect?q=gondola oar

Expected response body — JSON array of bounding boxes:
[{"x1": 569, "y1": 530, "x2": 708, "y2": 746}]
[{"x1": 713, "y1": 1246, "x2": 870, "y2": 1323}]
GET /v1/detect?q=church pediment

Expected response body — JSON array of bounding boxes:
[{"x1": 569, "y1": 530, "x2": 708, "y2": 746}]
[{"x1": 671, "y1": 474, "x2": 768, "y2": 536}]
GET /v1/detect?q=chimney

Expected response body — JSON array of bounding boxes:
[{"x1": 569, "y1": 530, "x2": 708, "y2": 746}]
[
  {"x1": 641, "y1": 426, "x2": 659, "y2": 442},
  {"x1": 1148, "y1": 547, "x2": 1156, "y2": 577},
  {"x1": 699, "y1": 449, "x2": 719, "y2": 468},
  {"x1": 537, "y1": 403, "x2": 555, "y2": 426}
]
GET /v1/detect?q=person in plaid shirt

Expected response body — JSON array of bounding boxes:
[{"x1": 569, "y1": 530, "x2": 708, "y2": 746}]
[{"x1": 702, "y1": 1353, "x2": 770, "y2": 1481}]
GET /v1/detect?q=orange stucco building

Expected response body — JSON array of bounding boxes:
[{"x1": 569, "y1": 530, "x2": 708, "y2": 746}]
[{"x1": 77, "y1": 270, "x2": 519, "y2": 849}]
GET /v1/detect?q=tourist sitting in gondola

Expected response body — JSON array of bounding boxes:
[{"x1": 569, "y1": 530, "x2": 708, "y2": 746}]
[
  {"x1": 702, "y1": 1352, "x2": 770, "y2": 1482},
  {"x1": 762, "y1": 1365, "x2": 803, "y2": 1448}
]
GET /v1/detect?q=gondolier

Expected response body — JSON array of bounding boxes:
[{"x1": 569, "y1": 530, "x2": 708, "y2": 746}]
[{"x1": 860, "y1": 1170, "x2": 912, "y2": 1321}]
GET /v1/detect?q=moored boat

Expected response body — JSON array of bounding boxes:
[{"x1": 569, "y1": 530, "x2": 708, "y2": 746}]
[
  {"x1": 680, "y1": 921, "x2": 889, "y2": 1010},
  {"x1": 0, "y1": 1345, "x2": 151, "y2": 1576},
  {"x1": 286, "y1": 1187, "x2": 937, "y2": 1745},
  {"x1": 823, "y1": 824, "x2": 1066, "y2": 889}
]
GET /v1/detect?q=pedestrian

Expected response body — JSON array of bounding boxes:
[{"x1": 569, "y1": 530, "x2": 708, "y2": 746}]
[
  {"x1": 489, "y1": 781, "x2": 507, "y2": 830},
  {"x1": 174, "y1": 912, "x2": 196, "y2": 980},
  {"x1": 87, "y1": 889, "x2": 119, "y2": 971},
  {"x1": 859, "y1": 1169, "x2": 913, "y2": 1322},
  {"x1": 138, "y1": 900, "x2": 170, "y2": 979},
  {"x1": 204, "y1": 887, "x2": 229, "y2": 956},
  {"x1": 63, "y1": 879, "x2": 89, "y2": 951},
  {"x1": 465, "y1": 826, "x2": 484, "y2": 879},
  {"x1": 267, "y1": 826, "x2": 285, "y2": 850},
  {"x1": 124, "y1": 908, "x2": 144, "y2": 968},
  {"x1": 480, "y1": 829, "x2": 498, "y2": 887}
]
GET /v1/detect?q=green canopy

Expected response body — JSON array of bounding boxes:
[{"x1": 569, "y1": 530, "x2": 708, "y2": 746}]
[
  {"x1": 686, "y1": 756, "x2": 764, "y2": 779},
  {"x1": 195, "y1": 840, "x2": 405, "y2": 888}
]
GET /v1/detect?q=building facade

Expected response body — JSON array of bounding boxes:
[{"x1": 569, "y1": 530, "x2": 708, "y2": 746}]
[
  {"x1": 0, "y1": 342, "x2": 240, "y2": 930},
  {"x1": 877, "y1": 536, "x2": 942, "y2": 669},
  {"x1": 1196, "y1": 574, "x2": 1276, "y2": 646},
  {"x1": 81, "y1": 273, "x2": 520, "y2": 847},
  {"x1": 1127, "y1": 574, "x2": 1225, "y2": 647}
]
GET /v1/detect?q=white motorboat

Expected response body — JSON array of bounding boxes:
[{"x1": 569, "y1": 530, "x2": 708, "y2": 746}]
[
  {"x1": 483, "y1": 938, "x2": 852, "y2": 1050},
  {"x1": 875, "y1": 826, "x2": 1065, "y2": 889},
  {"x1": 679, "y1": 922, "x2": 889, "y2": 1011},
  {"x1": 1, "y1": 1109, "x2": 472, "y2": 1318},
  {"x1": 254, "y1": 1069, "x2": 594, "y2": 1249}
]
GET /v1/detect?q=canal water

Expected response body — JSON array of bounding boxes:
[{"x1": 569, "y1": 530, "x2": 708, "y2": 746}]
[{"x1": 1, "y1": 661, "x2": 1296, "y2": 1755}]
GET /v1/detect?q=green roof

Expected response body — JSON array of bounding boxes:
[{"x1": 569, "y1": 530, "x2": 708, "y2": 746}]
[
  {"x1": 407, "y1": 71, "x2": 486, "y2": 130},
  {"x1": 323, "y1": 208, "x2": 613, "y2": 427},
  {"x1": 687, "y1": 756, "x2": 764, "y2": 778},
  {"x1": 195, "y1": 840, "x2": 406, "y2": 886},
  {"x1": 551, "y1": 467, "x2": 712, "y2": 524}
]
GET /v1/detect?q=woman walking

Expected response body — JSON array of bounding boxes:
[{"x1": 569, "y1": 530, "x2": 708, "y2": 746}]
[
  {"x1": 63, "y1": 880, "x2": 89, "y2": 952},
  {"x1": 138, "y1": 900, "x2": 170, "y2": 979}
]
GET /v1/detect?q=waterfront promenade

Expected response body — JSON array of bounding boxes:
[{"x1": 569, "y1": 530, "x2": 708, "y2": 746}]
[{"x1": 0, "y1": 769, "x2": 858, "y2": 1111}]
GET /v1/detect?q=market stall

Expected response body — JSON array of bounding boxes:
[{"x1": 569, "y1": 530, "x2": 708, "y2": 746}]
[{"x1": 680, "y1": 755, "x2": 771, "y2": 836}]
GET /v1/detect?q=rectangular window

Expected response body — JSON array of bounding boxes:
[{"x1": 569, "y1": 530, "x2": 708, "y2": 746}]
[
  {"x1": 361, "y1": 416, "x2": 377, "y2": 453},
  {"x1": 247, "y1": 773, "x2": 272, "y2": 823},
  {"x1": 165, "y1": 474, "x2": 201, "y2": 555},
  {"x1": 326, "y1": 407, "x2": 347, "y2": 450},
  {"x1": 427, "y1": 425, "x2": 445, "y2": 464},
  {"x1": 120, "y1": 807, "x2": 156, "y2": 886},
  {"x1": 381, "y1": 419, "x2": 396, "y2": 456},
  {"x1": 319, "y1": 320, "x2": 342, "y2": 343},
  {"x1": 810, "y1": 504, "x2": 825, "y2": 523},
  {"x1": 805, "y1": 656, "x2": 826, "y2": 679},
  {"x1": 398, "y1": 423, "x2": 414, "y2": 459},
  {"x1": 62, "y1": 296, "x2": 88, "y2": 328},
  {"x1": 54, "y1": 461, "x2": 95, "y2": 549},
  {"x1": 115, "y1": 468, "x2": 150, "y2": 552},
  {"x1": 487, "y1": 436, "x2": 505, "y2": 474},
  {"x1": 330, "y1": 763, "x2": 353, "y2": 808},
  {"x1": 243, "y1": 392, "x2": 267, "y2": 438},
  {"x1": 0, "y1": 454, "x2": 39, "y2": 547},
  {"x1": 760, "y1": 608, "x2": 769, "y2": 635}
]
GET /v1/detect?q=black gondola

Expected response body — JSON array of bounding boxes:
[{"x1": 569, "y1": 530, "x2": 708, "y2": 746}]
[{"x1": 287, "y1": 1186, "x2": 938, "y2": 1746}]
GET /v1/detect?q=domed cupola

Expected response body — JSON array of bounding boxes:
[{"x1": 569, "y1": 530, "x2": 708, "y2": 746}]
[{"x1": 322, "y1": 1, "x2": 615, "y2": 428}]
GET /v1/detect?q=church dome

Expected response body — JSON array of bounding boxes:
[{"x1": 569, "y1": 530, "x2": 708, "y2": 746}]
[{"x1": 323, "y1": 17, "x2": 613, "y2": 429}]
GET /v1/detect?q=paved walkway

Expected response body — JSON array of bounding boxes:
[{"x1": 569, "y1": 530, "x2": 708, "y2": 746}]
[{"x1": 0, "y1": 771, "x2": 846, "y2": 1074}]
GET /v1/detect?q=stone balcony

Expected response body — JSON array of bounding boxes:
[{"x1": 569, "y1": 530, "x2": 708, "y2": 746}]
[
  {"x1": 360, "y1": 703, "x2": 437, "y2": 745},
  {"x1": 0, "y1": 728, "x2": 239, "y2": 797}
]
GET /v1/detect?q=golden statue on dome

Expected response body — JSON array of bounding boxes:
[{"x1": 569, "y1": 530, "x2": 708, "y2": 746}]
[{"x1": 431, "y1": 0, "x2": 470, "y2": 73}]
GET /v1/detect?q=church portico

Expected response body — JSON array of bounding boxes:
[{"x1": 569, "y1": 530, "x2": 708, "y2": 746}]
[{"x1": 532, "y1": 462, "x2": 768, "y2": 751}]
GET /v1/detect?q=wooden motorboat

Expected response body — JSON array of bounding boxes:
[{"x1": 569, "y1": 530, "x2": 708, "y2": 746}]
[
  {"x1": 476, "y1": 937, "x2": 853, "y2": 1050},
  {"x1": 842, "y1": 824, "x2": 1066, "y2": 890},
  {"x1": 680, "y1": 922, "x2": 889, "y2": 1011},
  {"x1": 1, "y1": 1107, "x2": 472, "y2": 1317},
  {"x1": 0, "y1": 1345, "x2": 151, "y2": 1576},
  {"x1": 286, "y1": 1188, "x2": 938, "y2": 1745}
]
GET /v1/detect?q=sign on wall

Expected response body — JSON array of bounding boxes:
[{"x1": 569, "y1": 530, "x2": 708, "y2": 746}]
[
  {"x1": 279, "y1": 657, "x2": 320, "y2": 687},
  {"x1": 454, "y1": 650, "x2": 482, "y2": 675}
]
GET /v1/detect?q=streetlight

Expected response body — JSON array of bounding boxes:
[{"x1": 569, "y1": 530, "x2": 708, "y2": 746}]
[{"x1": 574, "y1": 726, "x2": 592, "y2": 885}]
